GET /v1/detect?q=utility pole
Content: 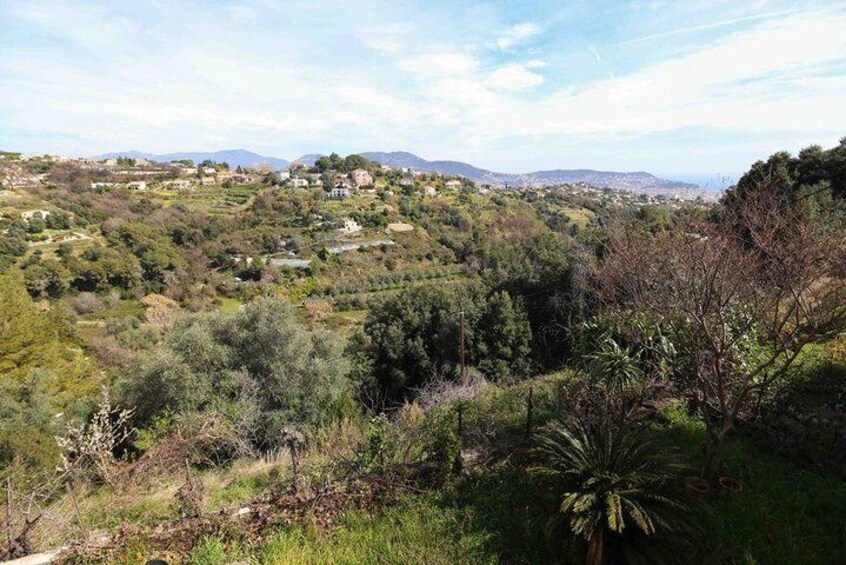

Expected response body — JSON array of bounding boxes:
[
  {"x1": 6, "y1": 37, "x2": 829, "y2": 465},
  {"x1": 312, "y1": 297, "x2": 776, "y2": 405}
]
[{"x1": 459, "y1": 306, "x2": 467, "y2": 385}]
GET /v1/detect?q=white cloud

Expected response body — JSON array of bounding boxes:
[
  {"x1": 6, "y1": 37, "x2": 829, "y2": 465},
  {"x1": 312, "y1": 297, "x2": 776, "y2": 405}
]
[
  {"x1": 398, "y1": 52, "x2": 478, "y2": 76},
  {"x1": 363, "y1": 21, "x2": 413, "y2": 54},
  {"x1": 459, "y1": 11, "x2": 846, "y2": 141},
  {"x1": 493, "y1": 22, "x2": 541, "y2": 50},
  {"x1": 1, "y1": 2, "x2": 844, "y2": 172},
  {"x1": 485, "y1": 64, "x2": 545, "y2": 91}
]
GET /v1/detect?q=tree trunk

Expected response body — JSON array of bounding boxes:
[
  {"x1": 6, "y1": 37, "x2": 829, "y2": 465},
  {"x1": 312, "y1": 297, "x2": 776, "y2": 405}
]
[
  {"x1": 586, "y1": 527, "x2": 605, "y2": 565},
  {"x1": 702, "y1": 431, "x2": 726, "y2": 484}
]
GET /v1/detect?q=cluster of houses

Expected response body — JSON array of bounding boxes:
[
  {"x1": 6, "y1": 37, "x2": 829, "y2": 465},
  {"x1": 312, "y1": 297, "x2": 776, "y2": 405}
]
[
  {"x1": 1, "y1": 152, "x2": 473, "y2": 202},
  {"x1": 275, "y1": 164, "x2": 376, "y2": 200},
  {"x1": 523, "y1": 182, "x2": 695, "y2": 206}
]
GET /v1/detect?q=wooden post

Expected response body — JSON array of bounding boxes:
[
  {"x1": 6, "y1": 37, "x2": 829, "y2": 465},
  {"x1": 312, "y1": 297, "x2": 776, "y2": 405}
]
[
  {"x1": 459, "y1": 308, "x2": 466, "y2": 385},
  {"x1": 453, "y1": 402, "x2": 464, "y2": 475},
  {"x1": 5, "y1": 477, "x2": 12, "y2": 553},
  {"x1": 525, "y1": 386, "x2": 534, "y2": 439},
  {"x1": 290, "y1": 443, "x2": 299, "y2": 480}
]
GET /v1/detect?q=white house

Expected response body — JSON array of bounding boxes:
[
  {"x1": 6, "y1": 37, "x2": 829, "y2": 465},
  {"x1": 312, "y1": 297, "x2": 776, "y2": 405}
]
[
  {"x1": 277, "y1": 170, "x2": 291, "y2": 182},
  {"x1": 127, "y1": 181, "x2": 147, "y2": 190},
  {"x1": 164, "y1": 179, "x2": 193, "y2": 189},
  {"x1": 289, "y1": 178, "x2": 309, "y2": 189},
  {"x1": 445, "y1": 180, "x2": 462, "y2": 189},
  {"x1": 199, "y1": 176, "x2": 216, "y2": 186},
  {"x1": 328, "y1": 186, "x2": 350, "y2": 199},
  {"x1": 422, "y1": 185, "x2": 437, "y2": 196},
  {"x1": 21, "y1": 209, "x2": 51, "y2": 221},
  {"x1": 201, "y1": 166, "x2": 216, "y2": 175},
  {"x1": 90, "y1": 182, "x2": 116, "y2": 189},
  {"x1": 338, "y1": 218, "x2": 362, "y2": 235}
]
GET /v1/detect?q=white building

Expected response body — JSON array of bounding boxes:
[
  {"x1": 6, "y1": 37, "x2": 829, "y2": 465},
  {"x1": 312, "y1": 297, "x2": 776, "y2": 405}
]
[
  {"x1": 338, "y1": 218, "x2": 362, "y2": 235},
  {"x1": 289, "y1": 178, "x2": 309, "y2": 189},
  {"x1": 277, "y1": 170, "x2": 291, "y2": 182},
  {"x1": 21, "y1": 209, "x2": 51, "y2": 221},
  {"x1": 164, "y1": 179, "x2": 193, "y2": 190},
  {"x1": 127, "y1": 181, "x2": 147, "y2": 190},
  {"x1": 328, "y1": 186, "x2": 350, "y2": 199},
  {"x1": 445, "y1": 180, "x2": 462, "y2": 189},
  {"x1": 199, "y1": 176, "x2": 216, "y2": 186}
]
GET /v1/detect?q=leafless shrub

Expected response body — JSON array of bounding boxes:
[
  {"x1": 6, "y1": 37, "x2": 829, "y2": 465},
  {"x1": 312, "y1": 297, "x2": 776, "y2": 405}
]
[
  {"x1": 415, "y1": 372, "x2": 490, "y2": 409},
  {"x1": 88, "y1": 337, "x2": 135, "y2": 372},
  {"x1": 67, "y1": 292, "x2": 102, "y2": 315},
  {"x1": 140, "y1": 293, "x2": 180, "y2": 329},
  {"x1": 131, "y1": 412, "x2": 254, "y2": 481},
  {"x1": 594, "y1": 186, "x2": 846, "y2": 480},
  {"x1": 173, "y1": 461, "x2": 205, "y2": 518},
  {"x1": 56, "y1": 389, "x2": 135, "y2": 489}
]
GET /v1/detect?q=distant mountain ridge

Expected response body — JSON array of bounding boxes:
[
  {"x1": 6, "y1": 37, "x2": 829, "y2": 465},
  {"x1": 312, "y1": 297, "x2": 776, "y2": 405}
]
[
  {"x1": 96, "y1": 148, "x2": 705, "y2": 196},
  {"x1": 97, "y1": 149, "x2": 290, "y2": 170},
  {"x1": 359, "y1": 151, "x2": 704, "y2": 196}
]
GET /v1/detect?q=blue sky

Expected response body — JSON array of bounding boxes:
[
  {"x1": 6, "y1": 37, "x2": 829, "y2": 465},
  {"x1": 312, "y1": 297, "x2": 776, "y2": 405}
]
[{"x1": 1, "y1": 0, "x2": 845, "y2": 177}]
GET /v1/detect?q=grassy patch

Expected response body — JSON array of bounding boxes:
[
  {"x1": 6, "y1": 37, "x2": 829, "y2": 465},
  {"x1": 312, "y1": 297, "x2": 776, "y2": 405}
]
[
  {"x1": 258, "y1": 498, "x2": 492, "y2": 564},
  {"x1": 79, "y1": 298, "x2": 144, "y2": 322},
  {"x1": 217, "y1": 297, "x2": 243, "y2": 314},
  {"x1": 185, "y1": 536, "x2": 252, "y2": 565},
  {"x1": 659, "y1": 404, "x2": 846, "y2": 564}
]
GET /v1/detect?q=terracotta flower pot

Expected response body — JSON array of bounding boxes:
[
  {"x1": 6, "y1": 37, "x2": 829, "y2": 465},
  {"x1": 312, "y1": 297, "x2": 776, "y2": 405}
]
[
  {"x1": 718, "y1": 475, "x2": 743, "y2": 493},
  {"x1": 685, "y1": 477, "x2": 712, "y2": 498}
]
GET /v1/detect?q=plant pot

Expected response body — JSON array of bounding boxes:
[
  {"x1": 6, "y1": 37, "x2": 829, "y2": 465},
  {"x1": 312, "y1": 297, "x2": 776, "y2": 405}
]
[
  {"x1": 685, "y1": 477, "x2": 712, "y2": 498},
  {"x1": 718, "y1": 475, "x2": 743, "y2": 493}
]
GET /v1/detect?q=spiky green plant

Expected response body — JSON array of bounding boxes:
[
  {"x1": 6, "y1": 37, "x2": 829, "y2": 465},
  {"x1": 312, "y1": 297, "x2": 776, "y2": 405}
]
[
  {"x1": 585, "y1": 336, "x2": 643, "y2": 422},
  {"x1": 534, "y1": 420, "x2": 697, "y2": 565}
]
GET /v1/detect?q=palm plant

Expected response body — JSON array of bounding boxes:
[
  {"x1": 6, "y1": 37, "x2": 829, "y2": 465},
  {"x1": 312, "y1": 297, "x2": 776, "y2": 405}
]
[
  {"x1": 585, "y1": 337, "x2": 643, "y2": 423},
  {"x1": 534, "y1": 419, "x2": 697, "y2": 565}
]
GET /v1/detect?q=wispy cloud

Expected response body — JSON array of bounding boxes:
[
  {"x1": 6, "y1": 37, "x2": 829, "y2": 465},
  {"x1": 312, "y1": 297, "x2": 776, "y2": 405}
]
[
  {"x1": 493, "y1": 22, "x2": 541, "y2": 50},
  {"x1": 398, "y1": 52, "x2": 479, "y2": 76},
  {"x1": 485, "y1": 64, "x2": 545, "y2": 91},
  {"x1": 616, "y1": 8, "x2": 800, "y2": 46},
  {"x1": 0, "y1": 1, "x2": 844, "y2": 173},
  {"x1": 587, "y1": 44, "x2": 602, "y2": 64}
]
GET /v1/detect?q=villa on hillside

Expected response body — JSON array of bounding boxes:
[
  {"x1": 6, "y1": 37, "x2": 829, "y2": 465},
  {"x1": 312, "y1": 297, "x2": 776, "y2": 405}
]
[
  {"x1": 164, "y1": 179, "x2": 193, "y2": 189},
  {"x1": 328, "y1": 185, "x2": 350, "y2": 199},
  {"x1": 338, "y1": 218, "x2": 362, "y2": 235},
  {"x1": 349, "y1": 168, "x2": 373, "y2": 187}
]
